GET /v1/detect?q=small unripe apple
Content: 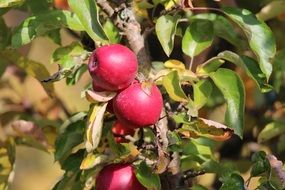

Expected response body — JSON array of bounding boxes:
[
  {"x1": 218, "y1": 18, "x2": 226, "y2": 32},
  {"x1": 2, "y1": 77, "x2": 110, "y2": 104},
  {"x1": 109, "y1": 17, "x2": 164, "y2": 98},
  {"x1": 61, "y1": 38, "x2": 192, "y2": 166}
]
[
  {"x1": 54, "y1": 0, "x2": 69, "y2": 10},
  {"x1": 88, "y1": 44, "x2": 138, "y2": 91},
  {"x1": 96, "y1": 164, "x2": 146, "y2": 190},
  {"x1": 112, "y1": 120, "x2": 135, "y2": 143},
  {"x1": 113, "y1": 82, "x2": 163, "y2": 127}
]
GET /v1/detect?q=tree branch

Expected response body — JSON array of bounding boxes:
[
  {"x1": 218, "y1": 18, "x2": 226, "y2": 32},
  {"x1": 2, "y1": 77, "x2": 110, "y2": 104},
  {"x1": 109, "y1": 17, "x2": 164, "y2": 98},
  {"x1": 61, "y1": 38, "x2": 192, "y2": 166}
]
[{"x1": 96, "y1": 0, "x2": 151, "y2": 75}]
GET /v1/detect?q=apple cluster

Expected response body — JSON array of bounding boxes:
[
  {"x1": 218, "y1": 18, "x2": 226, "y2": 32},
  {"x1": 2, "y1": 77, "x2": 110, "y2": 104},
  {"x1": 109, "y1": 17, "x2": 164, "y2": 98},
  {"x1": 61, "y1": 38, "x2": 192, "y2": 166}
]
[
  {"x1": 88, "y1": 44, "x2": 163, "y2": 190},
  {"x1": 88, "y1": 44, "x2": 163, "y2": 137}
]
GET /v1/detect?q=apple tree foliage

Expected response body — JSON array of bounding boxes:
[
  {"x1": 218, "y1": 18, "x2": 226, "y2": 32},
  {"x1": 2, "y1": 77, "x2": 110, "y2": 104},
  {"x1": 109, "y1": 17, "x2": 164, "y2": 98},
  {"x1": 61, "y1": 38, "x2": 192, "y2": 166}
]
[{"x1": 0, "y1": 0, "x2": 285, "y2": 189}]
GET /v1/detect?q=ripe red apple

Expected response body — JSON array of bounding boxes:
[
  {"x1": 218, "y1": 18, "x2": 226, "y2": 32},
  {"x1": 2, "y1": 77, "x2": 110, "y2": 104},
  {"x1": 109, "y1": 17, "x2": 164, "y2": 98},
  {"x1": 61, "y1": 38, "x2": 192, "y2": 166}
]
[
  {"x1": 96, "y1": 164, "x2": 146, "y2": 190},
  {"x1": 54, "y1": 0, "x2": 69, "y2": 10},
  {"x1": 112, "y1": 120, "x2": 135, "y2": 143},
  {"x1": 113, "y1": 82, "x2": 163, "y2": 128},
  {"x1": 88, "y1": 44, "x2": 138, "y2": 91}
]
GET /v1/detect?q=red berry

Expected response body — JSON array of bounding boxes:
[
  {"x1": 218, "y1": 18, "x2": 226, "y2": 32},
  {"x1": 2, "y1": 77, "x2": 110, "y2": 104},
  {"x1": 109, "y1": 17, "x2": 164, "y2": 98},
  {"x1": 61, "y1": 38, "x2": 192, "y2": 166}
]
[
  {"x1": 112, "y1": 120, "x2": 135, "y2": 143},
  {"x1": 113, "y1": 82, "x2": 163, "y2": 128},
  {"x1": 88, "y1": 44, "x2": 138, "y2": 91},
  {"x1": 96, "y1": 164, "x2": 146, "y2": 190}
]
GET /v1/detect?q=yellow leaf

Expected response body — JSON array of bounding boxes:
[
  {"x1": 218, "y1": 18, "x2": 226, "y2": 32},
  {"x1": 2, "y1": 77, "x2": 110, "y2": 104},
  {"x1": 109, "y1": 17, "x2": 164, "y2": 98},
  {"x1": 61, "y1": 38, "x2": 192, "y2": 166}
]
[
  {"x1": 85, "y1": 103, "x2": 108, "y2": 152},
  {"x1": 164, "y1": 59, "x2": 185, "y2": 70},
  {"x1": 80, "y1": 153, "x2": 109, "y2": 170}
]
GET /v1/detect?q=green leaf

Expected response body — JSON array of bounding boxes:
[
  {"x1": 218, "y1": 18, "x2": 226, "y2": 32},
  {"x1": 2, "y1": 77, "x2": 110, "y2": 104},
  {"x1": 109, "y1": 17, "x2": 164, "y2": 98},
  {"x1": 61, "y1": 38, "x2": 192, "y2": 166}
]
[
  {"x1": 257, "y1": 1, "x2": 285, "y2": 21},
  {"x1": 220, "y1": 173, "x2": 246, "y2": 190},
  {"x1": 66, "y1": 64, "x2": 88, "y2": 85},
  {"x1": 61, "y1": 112, "x2": 87, "y2": 132},
  {"x1": 135, "y1": 161, "x2": 161, "y2": 190},
  {"x1": 198, "y1": 51, "x2": 272, "y2": 92},
  {"x1": 273, "y1": 49, "x2": 285, "y2": 92},
  {"x1": 52, "y1": 42, "x2": 86, "y2": 69},
  {"x1": 258, "y1": 122, "x2": 285, "y2": 143},
  {"x1": 0, "y1": 49, "x2": 54, "y2": 97},
  {"x1": 210, "y1": 68, "x2": 245, "y2": 138},
  {"x1": 162, "y1": 70, "x2": 188, "y2": 102},
  {"x1": 155, "y1": 15, "x2": 180, "y2": 56},
  {"x1": 24, "y1": 0, "x2": 49, "y2": 14},
  {"x1": 103, "y1": 19, "x2": 121, "y2": 44},
  {"x1": 68, "y1": 0, "x2": 108, "y2": 43},
  {"x1": 193, "y1": 79, "x2": 213, "y2": 109},
  {"x1": 0, "y1": 18, "x2": 10, "y2": 50},
  {"x1": 52, "y1": 171, "x2": 81, "y2": 190},
  {"x1": 0, "y1": 0, "x2": 24, "y2": 7},
  {"x1": 47, "y1": 29, "x2": 61, "y2": 45},
  {"x1": 55, "y1": 120, "x2": 85, "y2": 163},
  {"x1": 222, "y1": 7, "x2": 276, "y2": 80},
  {"x1": 251, "y1": 151, "x2": 271, "y2": 177},
  {"x1": 182, "y1": 140, "x2": 212, "y2": 158},
  {"x1": 107, "y1": 131, "x2": 130, "y2": 157},
  {"x1": 182, "y1": 20, "x2": 214, "y2": 58},
  {"x1": 12, "y1": 10, "x2": 84, "y2": 48},
  {"x1": 191, "y1": 13, "x2": 244, "y2": 48},
  {"x1": 61, "y1": 149, "x2": 85, "y2": 172},
  {"x1": 85, "y1": 103, "x2": 108, "y2": 152}
]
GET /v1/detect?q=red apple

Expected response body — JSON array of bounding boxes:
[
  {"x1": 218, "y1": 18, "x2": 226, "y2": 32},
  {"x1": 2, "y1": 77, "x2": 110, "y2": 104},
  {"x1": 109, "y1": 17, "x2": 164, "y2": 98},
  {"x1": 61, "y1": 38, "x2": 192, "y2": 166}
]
[
  {"x1": 54, "y1": 0, "x2": 69, "y2": 10},
  {"x1": 96, "y1": 164, "x2": 146, "y2": 190},
  {"x1": 113, "y1": 82, "x2": 163, "y2": 128},
  {"x1": 88, "y1": 44, "x2": 138, "y2": 91},
  {"x1": 112, "y1": 120, "x2": 135, "y2": 143}
]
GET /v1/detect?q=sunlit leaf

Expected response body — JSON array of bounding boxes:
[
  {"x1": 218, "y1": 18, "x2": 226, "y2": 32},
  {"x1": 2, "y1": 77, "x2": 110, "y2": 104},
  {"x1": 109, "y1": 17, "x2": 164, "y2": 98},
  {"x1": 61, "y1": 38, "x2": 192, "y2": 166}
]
[
  {"x1": 68, "y1": 0, "x2": 108, "y2": 43},
  {"x1": 162, "y1": 70, "x2": 188, "y2": 102},
  {"x1": 12, "y1": 10, "x2": 84, "y2": 48},
  {"x1": 182, "y1": 140, "x2": 212, "y2": 159},
  {"x1": 210, "y1": 68, "x2": 245, "y2": 138},
  {"x1": 191, "y1": 13, "x2": 244, "y2": 48},
  {"x1": 164, "y1": 59, "x2": 185, "y2": 70},
  {"x1": 103, "y1": 19, "x2": 121, "y2": 44},
  {"x1": 258, "y1": 122, "x2": 285, "y2": 143},
  {"x1": 85, "y1": 103, "x2": 108, "y2": 152},
  {"x1": 222, "y1": 7, "x2": 276, "y2": 80},
  {"x1": 0, "y1": 0, "x2": 24, "y2": 7},
  {"x1": 156, "y1": 15, "x2": 180, "y2": 56},
  {"x1": 193, "y1": 79, "x2": 213, "y2": 109},
  {"x1": 80, "y1": 153, "x2": 109, "y2": 170},
  {"x1": 182, "y1": 20, "x2": 214, "y2": 58},
  {"x1": 197, "y1": 51, "x2": 272, "y2": 92},
  {"x1": 52, "y1": 42, "x2": 87, "y2": 68}
]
